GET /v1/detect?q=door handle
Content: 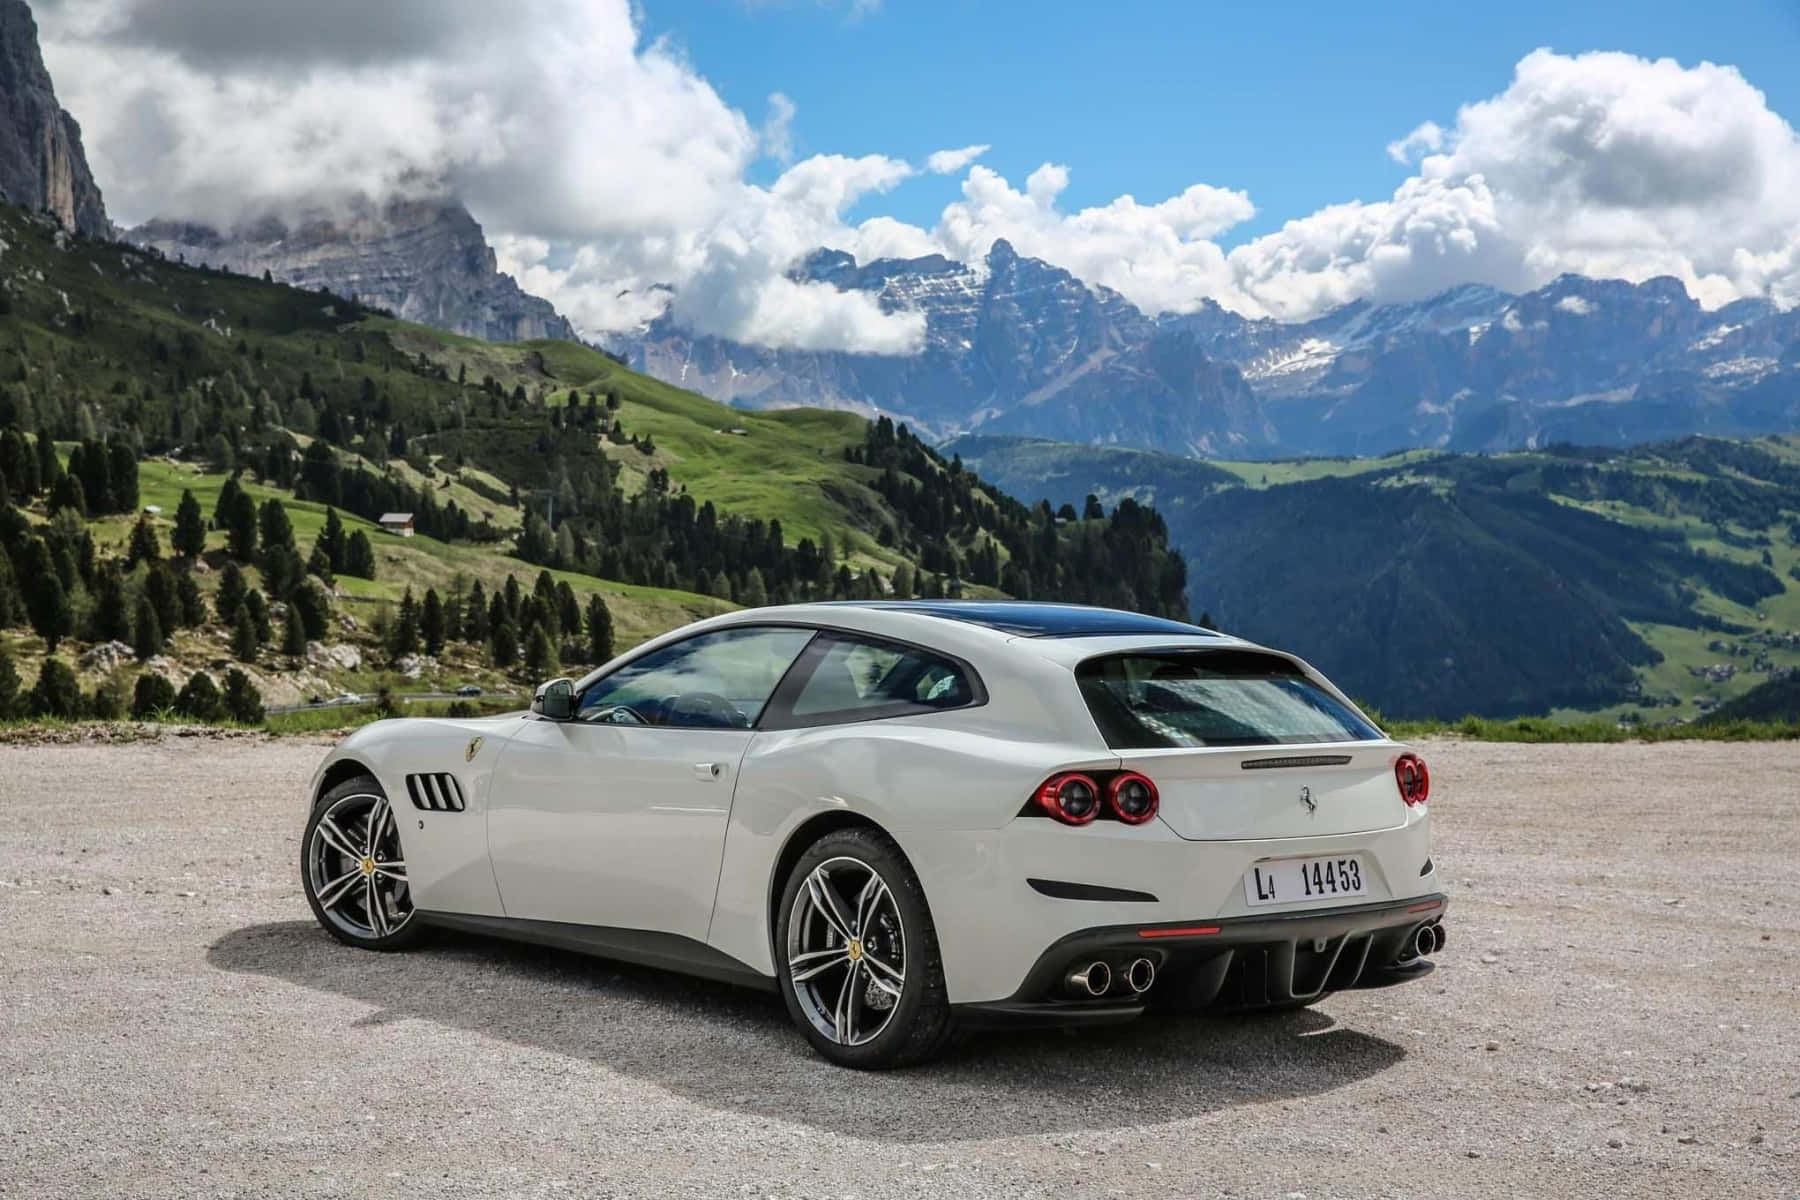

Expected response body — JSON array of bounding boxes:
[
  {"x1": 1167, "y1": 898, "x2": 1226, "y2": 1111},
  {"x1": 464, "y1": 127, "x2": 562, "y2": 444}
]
[{"x1": 693, "y1": 762, "x2": 725, "y2": 782}]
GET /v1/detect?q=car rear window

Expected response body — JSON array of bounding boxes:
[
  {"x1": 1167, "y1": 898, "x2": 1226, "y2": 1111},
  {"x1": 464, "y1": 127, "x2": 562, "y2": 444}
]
[{"x1": 1076, "y1": 650, "x2": 1381, "y2": 749}]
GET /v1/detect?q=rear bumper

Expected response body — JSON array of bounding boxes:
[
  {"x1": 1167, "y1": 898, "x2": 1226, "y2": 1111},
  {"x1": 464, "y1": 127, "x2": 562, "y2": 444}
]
[{"x1": 954, "y1": 893, "x2": 1447, "y2": 1027}]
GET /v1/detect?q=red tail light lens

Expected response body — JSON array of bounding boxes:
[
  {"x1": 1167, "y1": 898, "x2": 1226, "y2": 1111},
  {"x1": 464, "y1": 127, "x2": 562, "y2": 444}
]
[
  {"x1": 1395, "y1": 753, "x2": 1430, "y2": 807},
  {"x1": 1106, "y1": 772, "x2": 1160, "y2": 824},
  {"x1": 1034, "y1": 773, "x2": 1101, "y2": 825}
]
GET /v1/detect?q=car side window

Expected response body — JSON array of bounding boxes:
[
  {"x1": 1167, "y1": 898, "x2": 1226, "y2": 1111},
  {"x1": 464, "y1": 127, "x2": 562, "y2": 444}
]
[
  {"x1": 577, "y1": 627, "x2": 814, "y2": 729},
  {"x1": 789, "y1": 634, "x2": 975, "y2": 720}
]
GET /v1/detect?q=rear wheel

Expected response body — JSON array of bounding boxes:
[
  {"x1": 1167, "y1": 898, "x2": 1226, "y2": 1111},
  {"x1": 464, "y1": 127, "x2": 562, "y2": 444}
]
[
  {"x1": 775, "y1": 828, "x2": 955, "y2": 1069},
  {"x1": 301, "y1": 775, "x2": 425, "y2": 951}
]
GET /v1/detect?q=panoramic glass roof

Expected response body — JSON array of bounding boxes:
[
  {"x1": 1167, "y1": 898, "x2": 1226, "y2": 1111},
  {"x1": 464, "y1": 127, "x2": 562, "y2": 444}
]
[{"x1": 832, "y1": 601, "x2": 1216, "y2": 639}]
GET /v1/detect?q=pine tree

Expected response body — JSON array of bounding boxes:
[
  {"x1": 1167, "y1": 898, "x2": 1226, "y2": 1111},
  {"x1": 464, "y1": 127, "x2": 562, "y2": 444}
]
[
  {"x1": 317, "y1": 507, "x2": 346, "y2": 571},
  {"x1": 889, "y1": 563, "x2": 913, "y2": 600},
  {"x1": 126, "y1": 515, "x2": 161, "y2": 568},
  {"x1": 464, "y1": 582, "x2": 490, "y2": 642},
  {"x1": 214, "y1": 474, "x2": 241, "y2": 528},
  {"x1": 585, "y1": 593, "x2": 614, "y2": 664},
  {"x1": 29, "y1": 659, "x2": 82, "y2": 718},
  {"x1": 245, "y1": 589, "x2": 272, "y2": 644},
  {"x1": 176, "y1": 574, "x2": 206, "y2": 627},
  {"x1": 258, "y1": 499, "x2": 295, "y2": 557},
  {"x1": 133, "y1": 596, "x2": 164, "y2": 660},
  {"x1": 0, "y1": 643, "x2": 19, "y2": 719},
  {"x1": 25, "y1": 558, "x2": 74, "y2": 651},
  {"x1": 420, "y1": 588, "x2": 446, "y2": 657},
  {"x1": 490, "y1": 620, "x2": 519, "y2": 670},
  {"x1": 221, "y1": 669, "x2": 265, "y2": 724},
  {"x1": 281, "y1": 605, "x2": 307, "y2": 657},
  {"x1": 556, "y1": 581, "x2": 581, "y2": 637},
  {"x1": 174, "y1": 672, "x2": 223, "y2": 722},
  {"x1": 290, "y1": 580, "x2": 330, "y2": 641},
  {"x1": 48, "y1": 472, "x2": 86, "y2": 518},
  {"x1": 172, "y1": 489, "x2": 206, "y2": 558},
  {"x1": 215, "y1": 563, "x2": 247, "y2": 624},
  {"x1": 741, "y1": 568, "x2": 769, "y2": 608},
  {"x1": 226, "y1": 489, "x2": 258, "y2": 562},
  {"x1": 0, "y1": 550, "x2": 20, "y2": 628},
  {"x1": 390, "y1": 588, "x2": 420, "y2": 660},
  {"x1": 344, "y1": 530, "x2": 376, "y2": 579},
  {"x1": 231, "y1": 602, "x2": 259, "y2": 662},
  {"x1": 524, "y1": 624, "x2": 555, "y2": 681},
  {"x1": 34, "y1": 428, "x2": 58, "y2": 491},
  {"x1": 92, "y1": 570, "x2": 131, "y2": 643},
  {"x1": 132, "y1": 672, "x2": 177, "y2": 719},
  {"x1": 144, "y1": 564, "x2": 180, "y2": 634}
]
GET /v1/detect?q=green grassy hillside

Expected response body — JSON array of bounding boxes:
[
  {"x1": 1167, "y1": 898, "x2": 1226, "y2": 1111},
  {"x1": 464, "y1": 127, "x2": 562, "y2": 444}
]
[{"x1": 0, "y1": 204, "x2": 1189, "y2": 723}]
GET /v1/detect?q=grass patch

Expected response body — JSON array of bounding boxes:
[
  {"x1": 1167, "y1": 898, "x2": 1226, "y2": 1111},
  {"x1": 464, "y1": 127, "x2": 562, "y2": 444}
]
[{"x1": 1384, "y1": 714, "x2": 1800, "y2": 743}]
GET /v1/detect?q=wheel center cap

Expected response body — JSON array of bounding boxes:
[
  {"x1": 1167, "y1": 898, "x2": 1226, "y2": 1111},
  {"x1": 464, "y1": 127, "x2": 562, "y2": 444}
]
[
  {"x1": 360, "y1": 856, "x2": 376, "y2": 877},
  {"x1": 846, "y1": 938, "x2": 863, "y2": 962}
]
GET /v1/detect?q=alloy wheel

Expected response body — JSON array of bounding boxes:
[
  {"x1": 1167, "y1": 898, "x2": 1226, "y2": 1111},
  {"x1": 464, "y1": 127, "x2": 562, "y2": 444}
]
[
  {"x1": 785, "y1": 856, "x2": 906, "y2": 1046},
  {"x1": 306, "y1": 791, "x2": 413, "y2": 940}
]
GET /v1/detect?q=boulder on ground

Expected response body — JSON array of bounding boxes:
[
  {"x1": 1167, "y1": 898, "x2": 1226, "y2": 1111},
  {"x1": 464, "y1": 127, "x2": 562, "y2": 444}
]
[
  {"x1": 305, "y1": 641, "x2": 362, "y2": 672},
  {"x1": 78, "y1": 641, "x2": 136, "y2": 674}
]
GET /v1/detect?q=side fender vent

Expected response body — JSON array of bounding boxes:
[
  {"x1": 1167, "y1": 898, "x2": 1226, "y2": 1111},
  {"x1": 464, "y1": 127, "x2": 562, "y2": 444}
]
[{"x1": 405, "y1": 772, "x2": 466, "y2": 812}]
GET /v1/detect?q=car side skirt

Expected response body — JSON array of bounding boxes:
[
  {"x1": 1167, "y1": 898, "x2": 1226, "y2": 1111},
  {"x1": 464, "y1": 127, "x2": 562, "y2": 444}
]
[{"x1": 414, "y1": 911, "x2": 778, "y2": 993}]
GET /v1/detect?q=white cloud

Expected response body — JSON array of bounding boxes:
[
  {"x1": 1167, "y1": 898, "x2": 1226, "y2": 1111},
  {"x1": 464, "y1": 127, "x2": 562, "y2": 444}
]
[
  {"x1": 930, "y1": 164, "x2": 1255, "y2": 314},
  {"x1": 925, "y1": 144, "x2": 990, "y2": 175},
  {"x1": 1386, "y1": 120, "x2": 1444, "y2": 165},
  {"x1": 1555, "y1": 294, "x2": 1595, "y2": 315},
  {"x1": 760, "y1": 93, "x2": 799, "y2": 164},
  {"x1": 37, "y1": 10, "x2": 1800, "y2": 351},
  {"x1": 1230, "y1": 49, "x2": 1800, "y2": 317}
]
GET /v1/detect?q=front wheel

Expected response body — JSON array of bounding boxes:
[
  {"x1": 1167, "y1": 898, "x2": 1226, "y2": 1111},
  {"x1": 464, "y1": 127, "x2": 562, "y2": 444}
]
[
  {"x1": 775, "y1": 828, "x2": 956, "y2": 1069},
  {"x1": 301, "y1": 774, "x2": 425, "y2": 950}
]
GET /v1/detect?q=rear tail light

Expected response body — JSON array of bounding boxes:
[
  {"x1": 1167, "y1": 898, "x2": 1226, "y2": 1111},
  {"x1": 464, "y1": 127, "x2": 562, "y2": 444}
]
[
  {"x1": 1106, "y1": 772, "x2": 1159, "y2": 824},
  {"x1": 1395, "y1": 753, "x2": 1430, "y2": 807},
  {"x1": 1033, "y1": 773, "x2": 1102, "y2": 825}
]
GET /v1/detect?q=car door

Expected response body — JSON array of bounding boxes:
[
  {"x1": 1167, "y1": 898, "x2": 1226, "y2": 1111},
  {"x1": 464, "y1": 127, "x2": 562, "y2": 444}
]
[{"x1": 485, "y1": 625, "x2": 816, "y2": 940}]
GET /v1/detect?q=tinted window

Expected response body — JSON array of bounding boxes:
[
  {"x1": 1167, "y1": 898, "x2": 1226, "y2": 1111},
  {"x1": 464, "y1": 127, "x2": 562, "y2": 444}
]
[
  {"x1": 578, "y1": 627, "x2": 813, "y2": 729},
  {"x1": 789, "y1": 634, "x2": 974, "y2": 720},
  {"x1": 1077, "y1": 650, "x2": 1380, "y2": 749}
]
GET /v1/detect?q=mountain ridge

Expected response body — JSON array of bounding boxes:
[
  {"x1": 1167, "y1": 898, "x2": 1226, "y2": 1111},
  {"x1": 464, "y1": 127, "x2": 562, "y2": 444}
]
[
  {"x1": 613, "y1": 244, "x2": 1800, "y2": 460},
  {"x1": 130, "y1": 196, "x2": 578, "y2": 346}
]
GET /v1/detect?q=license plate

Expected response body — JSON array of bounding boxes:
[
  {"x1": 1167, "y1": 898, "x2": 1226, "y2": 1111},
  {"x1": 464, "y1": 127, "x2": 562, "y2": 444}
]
[{"x1": 1243, "y1": 855, "x2": 1367, "y2": 906}]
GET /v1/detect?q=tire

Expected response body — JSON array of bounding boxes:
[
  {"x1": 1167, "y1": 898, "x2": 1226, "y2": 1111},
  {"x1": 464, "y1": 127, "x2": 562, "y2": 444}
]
[
  {"x1": 775, "y1": 827, "x2": 956, "y2": 1069},
  {"x1": 301, "y1": 774, "x2": 427, "y2": 951}
]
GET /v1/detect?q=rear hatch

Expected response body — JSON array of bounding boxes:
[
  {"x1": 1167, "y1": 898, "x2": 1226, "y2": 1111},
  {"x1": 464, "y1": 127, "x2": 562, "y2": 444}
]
[
  {"x1": 1118, "y1": 746, "x2": 1405, "y2": 840},
  {"x1": 1076, "y1": 646, "x2": 1405, "y2": 841}
]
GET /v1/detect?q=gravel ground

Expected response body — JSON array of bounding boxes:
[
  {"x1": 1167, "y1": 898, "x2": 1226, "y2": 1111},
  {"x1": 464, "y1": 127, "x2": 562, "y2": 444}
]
[{"x1": 1, "y1": 736, "x2": 1796, "y2": 1199}]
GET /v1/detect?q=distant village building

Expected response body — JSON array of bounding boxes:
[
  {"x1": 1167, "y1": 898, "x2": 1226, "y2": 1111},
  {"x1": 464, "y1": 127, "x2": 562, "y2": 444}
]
[{"x1": 378, "y1": 512, "x2": 416, "y2": 537}]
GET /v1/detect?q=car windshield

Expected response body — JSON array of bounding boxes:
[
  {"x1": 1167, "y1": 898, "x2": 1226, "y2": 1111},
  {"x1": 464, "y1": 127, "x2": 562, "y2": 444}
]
[{"x1": 1076, "y1": 650, "x2": 1381, "y2": 749}]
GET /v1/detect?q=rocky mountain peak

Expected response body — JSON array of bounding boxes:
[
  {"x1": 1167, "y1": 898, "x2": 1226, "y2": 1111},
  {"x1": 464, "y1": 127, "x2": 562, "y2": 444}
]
[
  {"x1": 0, "y1": 0, "x2": 110, "y2": 237},
  {"x1": 132, "y1": 195, "x2": 577, "y2": 345}
]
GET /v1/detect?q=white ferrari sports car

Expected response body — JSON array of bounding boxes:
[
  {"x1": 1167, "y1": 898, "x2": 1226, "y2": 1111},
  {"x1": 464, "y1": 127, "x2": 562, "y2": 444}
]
[{"x1": 301, "y1": 601, "x2": 1447, "y2": 1068}]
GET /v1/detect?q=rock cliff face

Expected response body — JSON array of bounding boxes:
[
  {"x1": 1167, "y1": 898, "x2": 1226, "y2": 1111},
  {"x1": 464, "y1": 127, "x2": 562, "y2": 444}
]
[
  {"x1": 0, "y1": 0, "x2": 109, "y2": 236},
  {"x1": 132, "y1": 197, "x2": 577, "y2": 345}
]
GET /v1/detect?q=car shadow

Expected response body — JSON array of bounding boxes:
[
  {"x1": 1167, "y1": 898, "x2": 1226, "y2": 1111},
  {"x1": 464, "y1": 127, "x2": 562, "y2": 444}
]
[{"x1": 209, "y1": 921, "x2": 1406, "y2": 1143}]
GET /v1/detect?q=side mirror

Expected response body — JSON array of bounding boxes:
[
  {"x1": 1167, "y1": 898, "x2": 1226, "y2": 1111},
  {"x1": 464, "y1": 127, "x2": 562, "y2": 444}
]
[{"x1": 532, "y1": 677, "x2": 576, "y2": 721}]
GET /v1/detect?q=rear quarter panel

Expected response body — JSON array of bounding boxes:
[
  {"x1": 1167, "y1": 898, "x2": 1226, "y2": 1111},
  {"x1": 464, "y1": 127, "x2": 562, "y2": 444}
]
[{"x1": 707, "y1": 649, "x2": 1113, "y2": 978}]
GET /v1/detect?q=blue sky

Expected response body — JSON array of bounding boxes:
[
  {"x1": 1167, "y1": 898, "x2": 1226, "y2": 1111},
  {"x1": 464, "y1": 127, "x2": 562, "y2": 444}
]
[{"x1": 646, "y1": 0, "x2": 1800, "y2": 244}]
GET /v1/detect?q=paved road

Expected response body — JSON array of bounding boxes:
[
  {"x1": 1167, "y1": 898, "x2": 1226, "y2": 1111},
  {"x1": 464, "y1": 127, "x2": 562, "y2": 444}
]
[{"x1": 1, "y1": 737, "x2": 1796, "y2": 1198}]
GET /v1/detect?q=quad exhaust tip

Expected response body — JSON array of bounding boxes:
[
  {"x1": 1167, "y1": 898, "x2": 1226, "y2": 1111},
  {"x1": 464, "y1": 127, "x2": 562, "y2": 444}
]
[
  {"x1": 1125, "y1": 957, "x2": 1156, "y2": 994},
  {"x1": 1066, "y1": 961, "x2": 1112, "y2": 997},
  {"x1": 1413, "y1": 925, "x2": 1436, "y2": 960}
]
